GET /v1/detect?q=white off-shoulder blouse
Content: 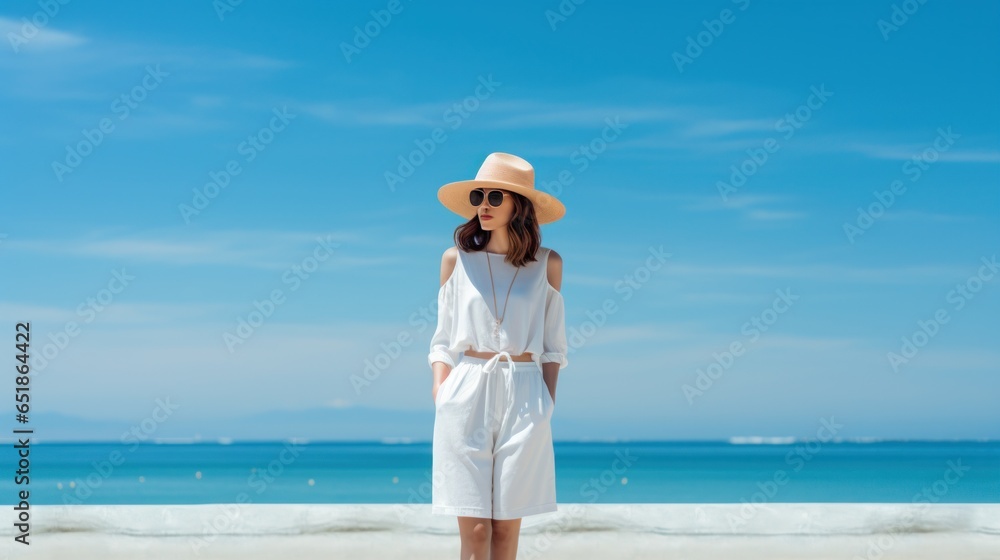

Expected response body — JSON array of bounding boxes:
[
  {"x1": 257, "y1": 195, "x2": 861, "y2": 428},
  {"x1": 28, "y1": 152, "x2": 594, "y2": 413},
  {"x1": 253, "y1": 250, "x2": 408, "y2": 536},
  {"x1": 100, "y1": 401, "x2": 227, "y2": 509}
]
[{"x1": 428, "y1": 245, "x2": 569, "y2": 371}]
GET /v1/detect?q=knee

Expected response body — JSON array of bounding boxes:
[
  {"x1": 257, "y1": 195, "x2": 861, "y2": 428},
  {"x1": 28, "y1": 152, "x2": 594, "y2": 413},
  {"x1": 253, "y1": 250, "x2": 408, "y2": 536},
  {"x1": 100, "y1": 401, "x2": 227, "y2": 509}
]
[
  {"x1": 468, "y1": 521, "x2": 491, "y2": 546},
  {"x1": 490, "y1": 522, "x2": 517, "y2": 545}
]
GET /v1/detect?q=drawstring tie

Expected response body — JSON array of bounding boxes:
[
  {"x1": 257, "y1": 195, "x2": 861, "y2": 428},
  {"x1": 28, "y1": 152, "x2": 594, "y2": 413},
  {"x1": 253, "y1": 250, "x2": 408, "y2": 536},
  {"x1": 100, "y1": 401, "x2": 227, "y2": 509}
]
[{"x1": 482, "y1": 351, "x2": 516, "y2": 429}]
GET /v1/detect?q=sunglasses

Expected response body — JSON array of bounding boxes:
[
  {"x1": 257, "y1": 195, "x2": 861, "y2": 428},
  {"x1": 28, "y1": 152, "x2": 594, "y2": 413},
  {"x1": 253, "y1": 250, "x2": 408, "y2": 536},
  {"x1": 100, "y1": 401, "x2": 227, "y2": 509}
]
[{"x1": 469, "y1": 188, "x2": 508, "y2": 208}]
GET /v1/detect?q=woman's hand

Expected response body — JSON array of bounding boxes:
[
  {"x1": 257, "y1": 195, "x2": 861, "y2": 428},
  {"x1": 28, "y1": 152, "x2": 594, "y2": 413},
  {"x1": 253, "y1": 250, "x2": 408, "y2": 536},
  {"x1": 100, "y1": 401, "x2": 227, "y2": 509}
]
[
  {"x1": 542, "y1": 362, "x2": 559, "y2": 407},
  {"x1": 431, "y1": 361, "x2": 452, "y2": 405}
]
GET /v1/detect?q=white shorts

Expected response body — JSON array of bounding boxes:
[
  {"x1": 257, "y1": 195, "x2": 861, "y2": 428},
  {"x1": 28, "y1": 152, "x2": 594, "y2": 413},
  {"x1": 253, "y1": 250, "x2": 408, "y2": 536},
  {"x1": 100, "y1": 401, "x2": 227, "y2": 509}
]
[{"x1": 432, "y1": 352, "x2": 557, "y2": 520}]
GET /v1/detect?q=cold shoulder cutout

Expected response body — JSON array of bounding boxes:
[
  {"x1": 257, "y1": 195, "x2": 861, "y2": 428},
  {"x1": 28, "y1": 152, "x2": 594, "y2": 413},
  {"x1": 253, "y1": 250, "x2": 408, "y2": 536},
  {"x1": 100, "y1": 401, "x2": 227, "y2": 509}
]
[{"x1": 428, "y1": 245, "x2": 569, "y2": 370}]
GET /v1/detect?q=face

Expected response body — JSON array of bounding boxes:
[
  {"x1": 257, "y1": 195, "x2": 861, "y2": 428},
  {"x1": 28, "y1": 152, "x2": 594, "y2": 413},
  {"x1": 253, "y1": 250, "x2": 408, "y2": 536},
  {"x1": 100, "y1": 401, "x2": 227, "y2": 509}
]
[{"x1": 472, "y1": 188, "x2": 515, "y2": 230}]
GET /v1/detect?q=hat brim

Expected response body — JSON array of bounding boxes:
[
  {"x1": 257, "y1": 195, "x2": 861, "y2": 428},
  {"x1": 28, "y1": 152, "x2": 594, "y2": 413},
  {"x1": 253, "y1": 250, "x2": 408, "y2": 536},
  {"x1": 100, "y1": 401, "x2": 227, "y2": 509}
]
[{"x1": 438, "y1": 179, "x2": 566, "y2": 225}]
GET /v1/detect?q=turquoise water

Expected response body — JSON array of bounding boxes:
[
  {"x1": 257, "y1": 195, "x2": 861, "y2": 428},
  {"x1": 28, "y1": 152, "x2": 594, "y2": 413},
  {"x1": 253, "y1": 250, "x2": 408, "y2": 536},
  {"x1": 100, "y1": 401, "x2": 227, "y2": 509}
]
[{"x1": 5, "y1": 441, "x2": 997, "y2": 505}]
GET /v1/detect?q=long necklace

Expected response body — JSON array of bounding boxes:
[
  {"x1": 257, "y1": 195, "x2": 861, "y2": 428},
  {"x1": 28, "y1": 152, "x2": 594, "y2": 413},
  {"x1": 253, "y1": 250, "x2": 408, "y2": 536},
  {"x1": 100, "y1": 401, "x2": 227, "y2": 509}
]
[{"x1": 486, "y1": 251, "x2": 519, "y2": 342}]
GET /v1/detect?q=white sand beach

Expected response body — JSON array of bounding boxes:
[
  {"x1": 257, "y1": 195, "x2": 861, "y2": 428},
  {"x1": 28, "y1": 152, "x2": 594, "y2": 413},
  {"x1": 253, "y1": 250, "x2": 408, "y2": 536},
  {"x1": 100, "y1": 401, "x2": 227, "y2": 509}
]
[{"x1": 2, "y1": 503, "x2": 998, "y2": 559}]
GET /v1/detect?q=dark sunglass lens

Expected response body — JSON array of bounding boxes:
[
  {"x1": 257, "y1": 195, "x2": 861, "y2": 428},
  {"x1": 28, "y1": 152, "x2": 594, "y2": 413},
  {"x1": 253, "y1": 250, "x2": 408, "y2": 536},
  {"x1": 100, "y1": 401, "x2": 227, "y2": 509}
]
[
  {"x1": 488, "y1": 190, "x2": 504, "y2": 206},
  {"x1": 469, "y1": 190, "x2": 484, "y2": 205}
]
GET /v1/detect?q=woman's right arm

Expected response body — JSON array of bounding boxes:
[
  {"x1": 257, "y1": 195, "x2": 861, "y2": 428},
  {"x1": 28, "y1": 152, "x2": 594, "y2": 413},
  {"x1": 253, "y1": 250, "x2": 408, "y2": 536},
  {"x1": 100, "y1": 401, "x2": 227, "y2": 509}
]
[
  {"x1": 431, "y1": 361, "x2": 452, "y2": 403},
  {"x1": 429, "y1": 247, "x2": 459, "y2": 402}
]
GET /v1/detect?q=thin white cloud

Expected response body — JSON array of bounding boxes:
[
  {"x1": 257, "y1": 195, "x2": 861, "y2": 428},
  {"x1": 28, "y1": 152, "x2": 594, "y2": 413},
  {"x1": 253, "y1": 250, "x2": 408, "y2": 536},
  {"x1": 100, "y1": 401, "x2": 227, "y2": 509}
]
[
  {"x1": 293, "y1": 85, "x2": 999, "y2": 167},
  {"x1": 189, "y1": 94, "x2": 228, "y2": 108},
  {"x1": 562, "y1": 273, "x2": 623, "y2": 288},
  {"x1": 611, "y1": 135, "x2": 771, "y2": 155},
  {"x1": 484, "y1": 103, "x2": 687, "y2": 129},
  {"x1": 680, "y1": 118, "x2": 775, "y2": 137},
  {"x1": 895, "y1": 347, "x2": 1000, "y2": 370},
  {"x1": 568, "y1": 323, "x2": 699, "y2": 346},
  {"x1": 745, "y1": 209, "x2": 808, "y2": 221},
  {"x1": 844, "y1": 142, "x2": 1000, "y2": 163},
  {"x1": 550, "y1": 244, "x2": 970, "y2": 285},
  {"x1": 0, "y1": 301, "x2": 227, "y2": 324},
  {"x1": 225, "y1": 51, "x2": 295, "y2": 70},
  {"x1": 0, "y1": 23, "x2": 295, "y2": 102},
  {"x1": 934, "y1": 150, "x2": 1000, "y2": 162},
  {"x1": 300, "y1": 97, "x2": 691, "y2": 129},
  {"x1": 666, "y1": 262, "x2": 969, "y2": 284},
  {"x1": 677, "y1": 194, "x2": 793, "y2": 211},
  {"x1": 109, "y1": 111, "x2": 234, "y2": 138},
  {"x1": 673, "y1": 193, "x2": 808, "y2": 222},
  {"x1": 677, "y1": 292, "x2": 770, "y2": 305},
  {"x1": 751, "y1": 334, "x2": 860, "y2": 351},
  {"x1": 587, "y1": 333, "x2": 866, "y2": 382},
  {"x1": 880, "y1": 210, "x2": 976, "y2": 222},
  {"x1": 0, "y1": 16, "x2": 88, "y2": 52},
  {"x1": 395, "y1": 233, "x2": 449, "y2": 248},
  {"x1": 299, "y1": 102, "x2": 439, "y2": 127},
  {"x1": 2, "y1": 228, "x2": 363, "y2": 269}
]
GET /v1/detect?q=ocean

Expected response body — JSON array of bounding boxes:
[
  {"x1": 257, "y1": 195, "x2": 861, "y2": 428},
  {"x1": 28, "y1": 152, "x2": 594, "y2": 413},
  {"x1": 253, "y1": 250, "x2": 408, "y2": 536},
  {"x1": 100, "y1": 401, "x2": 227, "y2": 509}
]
[{"x1": 5, "y1": 440, "x2": 997, "y2": 505}]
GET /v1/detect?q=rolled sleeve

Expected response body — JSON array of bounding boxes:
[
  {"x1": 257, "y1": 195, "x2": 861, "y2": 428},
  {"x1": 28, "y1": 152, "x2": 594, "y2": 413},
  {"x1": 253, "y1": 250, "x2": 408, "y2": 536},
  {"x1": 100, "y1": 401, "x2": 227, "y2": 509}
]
[
  {"x1": 540, "y1": 285, "x2": 569, "y2": 370},
  {"x1": 428, "y1": 279, "x2": 459, "y2": 369}
]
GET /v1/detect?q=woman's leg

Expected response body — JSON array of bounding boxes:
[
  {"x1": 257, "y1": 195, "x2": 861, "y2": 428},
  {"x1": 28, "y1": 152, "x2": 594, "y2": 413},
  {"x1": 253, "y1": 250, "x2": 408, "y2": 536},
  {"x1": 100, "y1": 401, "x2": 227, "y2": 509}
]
[
  {"x1": 457, "y1": 516, "x2": 491, "y2": 559},
  {"x1": 490, "y1": 518, "x2": 522, "y2": 560}
]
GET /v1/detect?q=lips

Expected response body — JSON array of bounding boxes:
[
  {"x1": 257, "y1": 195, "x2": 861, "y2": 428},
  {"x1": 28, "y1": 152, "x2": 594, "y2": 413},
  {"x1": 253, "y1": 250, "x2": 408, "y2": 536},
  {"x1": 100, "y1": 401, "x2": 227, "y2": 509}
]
[{"x1": 481, "y1": 215, "x2": 493, "y2": 220}]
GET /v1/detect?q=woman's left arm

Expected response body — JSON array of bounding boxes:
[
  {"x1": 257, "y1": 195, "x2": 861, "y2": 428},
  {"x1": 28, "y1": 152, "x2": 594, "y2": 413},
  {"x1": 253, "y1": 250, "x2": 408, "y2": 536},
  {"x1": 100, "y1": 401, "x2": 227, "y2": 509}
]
[{"x1": 539, "y1": 250, "x2": 567, "y2": 404}]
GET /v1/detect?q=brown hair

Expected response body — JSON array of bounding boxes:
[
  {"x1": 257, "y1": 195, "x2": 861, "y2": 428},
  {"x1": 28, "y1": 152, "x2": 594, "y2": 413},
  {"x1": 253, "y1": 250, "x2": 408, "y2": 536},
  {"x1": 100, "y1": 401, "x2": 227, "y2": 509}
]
[{"x1": 453, "y1": 189, "x2": 541, "y2": 267}]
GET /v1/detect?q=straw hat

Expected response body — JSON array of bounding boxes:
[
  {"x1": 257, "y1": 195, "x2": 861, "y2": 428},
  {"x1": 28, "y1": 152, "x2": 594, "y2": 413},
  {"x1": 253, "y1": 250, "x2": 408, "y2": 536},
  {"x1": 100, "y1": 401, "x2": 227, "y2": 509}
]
[{"x1": 437, "y1": 152, "x2": 566, "y2": 225}]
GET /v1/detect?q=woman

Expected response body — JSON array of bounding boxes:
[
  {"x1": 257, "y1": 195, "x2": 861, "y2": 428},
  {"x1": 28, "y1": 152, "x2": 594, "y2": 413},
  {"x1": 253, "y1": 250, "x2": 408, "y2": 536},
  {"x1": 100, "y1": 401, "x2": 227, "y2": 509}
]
[{"x1": 429, "y1": 152, "x2": 569, "y2": 559}]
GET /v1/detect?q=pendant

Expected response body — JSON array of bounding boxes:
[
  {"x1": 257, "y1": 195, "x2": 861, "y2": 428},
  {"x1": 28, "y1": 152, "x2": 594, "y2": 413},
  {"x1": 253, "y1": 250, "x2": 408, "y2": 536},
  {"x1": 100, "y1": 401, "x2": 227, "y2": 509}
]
[{"x1": 492, "y1": 320, "x2": 508, "y2": 346}]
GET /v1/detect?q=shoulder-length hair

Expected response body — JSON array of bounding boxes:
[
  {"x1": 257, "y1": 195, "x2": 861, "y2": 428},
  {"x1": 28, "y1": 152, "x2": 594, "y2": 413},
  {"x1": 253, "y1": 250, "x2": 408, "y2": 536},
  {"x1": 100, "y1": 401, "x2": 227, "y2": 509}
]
[{"x1": 453, "y1": 189, "x2": 541, "y2": 267}]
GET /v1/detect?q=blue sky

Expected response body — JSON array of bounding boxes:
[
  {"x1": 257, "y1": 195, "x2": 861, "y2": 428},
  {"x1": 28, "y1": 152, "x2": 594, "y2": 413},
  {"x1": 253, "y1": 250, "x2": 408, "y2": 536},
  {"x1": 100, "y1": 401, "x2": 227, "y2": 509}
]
[{"x1": 1, "y1": 0, "x2": 997, "y2": 440}]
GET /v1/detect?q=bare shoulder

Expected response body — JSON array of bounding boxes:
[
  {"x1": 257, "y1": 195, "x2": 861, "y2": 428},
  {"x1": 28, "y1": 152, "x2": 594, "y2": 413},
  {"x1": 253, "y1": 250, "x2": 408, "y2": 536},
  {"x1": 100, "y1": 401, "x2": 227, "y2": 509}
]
[
  {"x1": 440, "y1": 246, "x2": 459, "y2": 287},
  {"x1": 545, "y1": 248, "x2": 563, "y2": 291}
]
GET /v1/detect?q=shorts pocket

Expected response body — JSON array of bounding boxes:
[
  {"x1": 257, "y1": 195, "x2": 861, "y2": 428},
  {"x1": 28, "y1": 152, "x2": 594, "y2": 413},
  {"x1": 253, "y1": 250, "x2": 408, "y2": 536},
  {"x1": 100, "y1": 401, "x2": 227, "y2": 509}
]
[{"x1": 435, "y1": 367, "x2": 461, "y2": 408}]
